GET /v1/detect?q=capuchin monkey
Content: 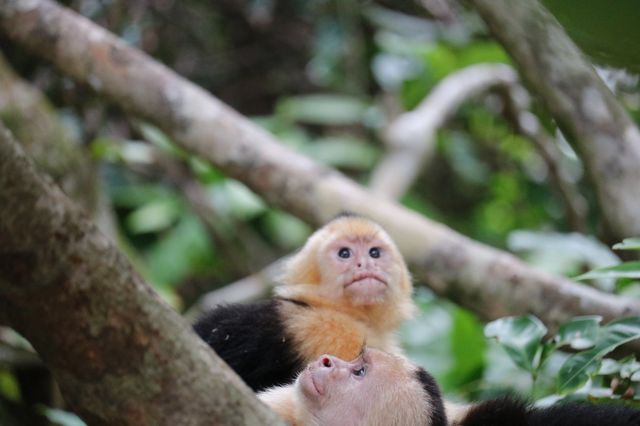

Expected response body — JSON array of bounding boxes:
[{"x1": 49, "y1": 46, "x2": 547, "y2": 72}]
[
  {"x1": 258, "y1": 347, "x2": 447, "y2": 426},
  {"x1": 259, "y1": 348, "x2": 640, "y2": 426},
  {"x1": 193, "y1": 213, "x2": 416, "y2": 391}
]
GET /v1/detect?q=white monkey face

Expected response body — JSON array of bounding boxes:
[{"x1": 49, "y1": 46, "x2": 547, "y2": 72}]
[
  {"x1": 315, "y1": 220, "x2": 405, "y2": 306},
  {"x1": 296, "y1": 348, "x2": 432, "y2": 426}
]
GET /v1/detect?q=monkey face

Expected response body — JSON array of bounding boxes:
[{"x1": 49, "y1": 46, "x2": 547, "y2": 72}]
[
  {"x1": 279, "y1": 215, "x2": 414, "y2": 317},
  {"x1": 315, "y1": 223, "x2": 405, "y2": 306},
  {"x1": 296, "y1": 348, "x2": 433, "y2": 426}
]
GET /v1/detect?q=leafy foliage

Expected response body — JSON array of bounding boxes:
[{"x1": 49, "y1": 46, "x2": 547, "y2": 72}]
[{"x1": 487, "y1": 315, "x2": 640, "y2": 403}]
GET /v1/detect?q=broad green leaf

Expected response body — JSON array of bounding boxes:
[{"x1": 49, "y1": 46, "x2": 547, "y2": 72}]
[
  {"x1": 146, "y1": 214, "x2": 215, "y2": 289},
  {"x1": 554, "y1": 316, "x2": 601, "y2": 350},
  {"x1": 299, "y1": 136, "x2": 380, "y2": 169},
  {"x1": 443, "y1": 307, "x2": 486, "y2": 389},
  {"x1": 277, "y1": 94, "x2": 368, "y2": 125},
  {"x1": 613, "y1": 238, "x2": 640, "y2": 251},
  {"x1": 262, "y1": 211, "x2": 312, "y2": 250},
  {"x1": 598, "y1": 358, "x2": 621, "y2": 375},
  {"x1": 126, "y1": 198, "x2": 182, "y2": 234},
  {"x1": 574, "y1": 262, "x2": 640, "y2": 281},
  {"x1": 110, "y1": 184, "x2": 175, "y2": 208},
  {"x1": 0, "y1": 370, "x2": 20, "y2": 402},
  {"x1": 558, "y1": 317, "x2": 640, "y2": 393},
  {"x1": 620, "y1": 358, "x2": 640, "y2": 379},
  {"x1": 485, "y1": 316, "x2": 547, "y2": 372},
  {"x1": 224, "y1": 181, "x2": 266, "y2": 218}
]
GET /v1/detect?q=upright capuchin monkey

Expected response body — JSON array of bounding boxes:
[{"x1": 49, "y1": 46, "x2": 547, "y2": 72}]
[
  {"x1": 193, "y1": 213, "x2": 416, "y2": 391},
  {"x1": 259, "y1": 348, "x2": 640, "y2": 426}
]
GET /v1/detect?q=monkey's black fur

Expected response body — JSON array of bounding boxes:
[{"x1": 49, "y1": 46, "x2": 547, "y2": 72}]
[
  {"x1": 193, "y1": 298, "x2": 305, "y2": 392},
  {"x1": 414, "y1": 367, "x2": 447, "y2": 426},
  {"x1": 459, "y1": 396, "x2": 640, "y2": 426}
]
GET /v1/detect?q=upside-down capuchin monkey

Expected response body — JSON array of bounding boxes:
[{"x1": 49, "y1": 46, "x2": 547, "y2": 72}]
[
  {"x1": 193, "y1": 213, "x2": 416, "y2": 391},
  {"x1": 258, "y1": 347, "x2": 447, "y2": 426},
  {"x1": 258, "y1": 348, "x2": 640, "y2": 426}
]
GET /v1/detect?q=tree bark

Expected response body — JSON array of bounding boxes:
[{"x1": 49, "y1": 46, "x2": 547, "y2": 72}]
[
  {"x1": 0, "y1": 125, "x2": 283, "y2": 425},
  {"x1": 469, "y1": 0, "x2": 640, "y2": 241},
  {"x1": 0, "y1": 51, "x2": 97, "y2": 214},
  {"x1": 1, "y1": 0, "x2": 638, "y2": 334}
]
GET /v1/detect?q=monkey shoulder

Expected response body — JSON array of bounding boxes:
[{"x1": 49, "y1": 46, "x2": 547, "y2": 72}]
[
  {"x1": 527, "y1": 401, "x2": 640, "y2": 426},
  {"x1": 193, "y1": 299, "x2": 304, "y2": 391},
  {"x1": 458, "y1": 397, "x2": 640, "y2": 426}
]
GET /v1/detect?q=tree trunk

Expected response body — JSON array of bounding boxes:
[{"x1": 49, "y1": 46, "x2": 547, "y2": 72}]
[
  {"x1": 0, "y1": 124, "x2": 283, "y2": 425},
  {"x1": 470, "y1": 0, "x2": 640, "y2": 241}
]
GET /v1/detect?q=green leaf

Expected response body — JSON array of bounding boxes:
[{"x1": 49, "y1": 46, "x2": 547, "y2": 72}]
[
  {"x1": 574, "y1": 262, "x2": 640, "y2": 281},
  {"x1": 276, "y1": 94, "x2": 368, "y2": 125},
  {"x1": 299, "y1": 136, "x2": 380, "y2": 169},
  {"x1": 443, "y1": 307, "x2": 486, "y2": 388},
  {"x1": 554, "y1": 315, "x2": 601, "y2": 350},
  {"x1": 485, "y1": 315, "x2": 547, "y2": 372},
  {"x1": 558, "y1": 317, "x2": 640, "y2": 393},
  {"x1": 126, "y1": 198, "x2": 182, "y2": 234},
  {"x1": 597, "y1": 358, "x2": 621, "y2": 376},
  {"x1": 0, "y1": 370, "x2": 20, "y2": 402},
  {"x1": 613, "y1": 238, "x2": 640, "y2": 251},
  {"x1": 39, "y1": 407, "x2": 86, "y2": 426},
  {"x1": 619, "y1": 357, "x2": 640, "y2": 379},
  {"x1": 145, "y1": 214, "x2": 215, "y2": 289},
  {"x1": 137, "y1": 122, "x2": 186, "y2": 157}
]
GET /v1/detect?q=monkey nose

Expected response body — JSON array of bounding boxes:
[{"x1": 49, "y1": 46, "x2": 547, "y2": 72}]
[{"x1": 319, "y1": 355, "x2": 337, "y2": 369}]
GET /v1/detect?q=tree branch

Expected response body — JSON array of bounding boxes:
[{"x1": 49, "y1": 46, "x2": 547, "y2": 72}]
[
  {"x1": 469, "y1": 0, "x2": 640, "y2": 241},
  {"x1": 370, "y1": 63, "x2": 517, "y2": 200},
  {"x1": 0, "y1": 124, "x2": 282, "y2": 424},
  {"x1": 0, "y1": 51, "x2": 98, "y2": 215},
  {"x1": 498, "y1": 83, "x2": 589, "y2": 233},
  {"x1": 1, "y1": 0, "x2": 638, "y2": 335}
]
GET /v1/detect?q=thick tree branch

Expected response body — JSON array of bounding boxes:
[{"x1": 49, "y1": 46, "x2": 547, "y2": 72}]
[
  {"x1": 469, "y1": 0, "x2": 640, "y2": 241},
  {"x1": 0, "y1": 125, "x2": 282, "y2": 425},
  {"x1": 1, "y1": 0, "x2": 638, "y2": 335}
]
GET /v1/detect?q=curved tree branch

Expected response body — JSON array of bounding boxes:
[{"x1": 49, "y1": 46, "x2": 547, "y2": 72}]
[
  {"x1": 370, "y1": 63, "x2": 518, "y2": 200},
  {"x1": 1, "y1": 0, "x2": 638, "y2": 336},
  {"x1": 0, "y1": 124, "x2": 282, "y2": 425},
  {"x1": 469, "y1": 0, "x2": 640, "y2": 241}
]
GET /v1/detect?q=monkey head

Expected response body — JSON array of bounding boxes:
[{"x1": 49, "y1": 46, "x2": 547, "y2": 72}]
[
  {"x1": 280, "y1": 214, "x2": 413, "y2": 310},
  {"x1": 261, "y1": 348, "x2": 447, "y2": 426}
]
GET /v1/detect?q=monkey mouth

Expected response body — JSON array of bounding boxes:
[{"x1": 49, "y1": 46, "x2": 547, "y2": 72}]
[
  {"x1": 300, "y1": 368, "x2": 324, "y2": 398},
  {"x1": 310, "y1": 374, "x2": 323, "y2": 395},
  {"x1": 345, "y1": 273, "x2": 386, "y2": 288}
]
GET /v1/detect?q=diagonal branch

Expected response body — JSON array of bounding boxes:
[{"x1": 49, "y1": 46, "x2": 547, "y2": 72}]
[
  {"x1": 469, "y1": 0, "x2": 640, "y2": 241},
  {"x1": 1, "y1": 0, "x2": 638, "y2": 335},
  {"x1": 0, "y1": 124, "x2": 282, "y2": 424}
]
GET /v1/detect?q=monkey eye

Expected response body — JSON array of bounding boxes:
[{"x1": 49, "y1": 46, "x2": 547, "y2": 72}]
[
  {"x1": 369, "y1": 247, "x2": 381, "y2": 258},
  {"x1": 352, "y1": 366, "x2": 367, "y2": 378},
  {"x1": 338, "y1": 247, "x2": 351, "y2": 259}
]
